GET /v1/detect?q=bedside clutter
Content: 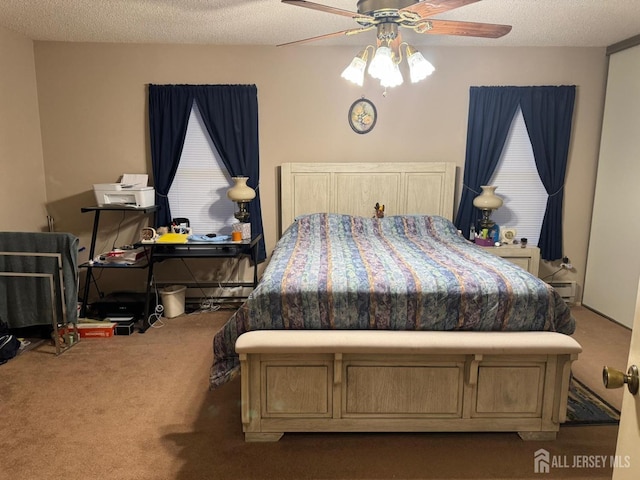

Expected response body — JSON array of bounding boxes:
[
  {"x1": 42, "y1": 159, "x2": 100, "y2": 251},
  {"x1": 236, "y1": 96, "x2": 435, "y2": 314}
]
[
  {"x1": 474, "y1": 237, "x2": 495, "y2": 247},
  {"x1": 470, "y1": 226, "x2": 538, "y2": 275},
  {"x1": 470, "y1": 223, "x2": 500, "y2": 246}
]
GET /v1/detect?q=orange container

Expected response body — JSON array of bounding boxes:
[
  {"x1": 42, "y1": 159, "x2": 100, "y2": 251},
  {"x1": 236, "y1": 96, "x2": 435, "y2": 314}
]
[{"x1": 77, "y1": 323, "x2": 116, "y2": 338}]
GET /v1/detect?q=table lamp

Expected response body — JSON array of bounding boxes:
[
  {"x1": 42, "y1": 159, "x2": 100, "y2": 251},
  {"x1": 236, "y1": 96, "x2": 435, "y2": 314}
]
[
  {"x1": 473, "y1": 185, "x2": 503, "y2": 230},
  {"x1": 227, "y1": 176, "x2": 256, "y2": 223}
]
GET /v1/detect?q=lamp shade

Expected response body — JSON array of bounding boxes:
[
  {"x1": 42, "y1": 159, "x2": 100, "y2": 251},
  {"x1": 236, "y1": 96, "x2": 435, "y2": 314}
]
[
  {"x1": 341, "y1": 51, "x2": 367, "y2": 86},
  {"x1": 227, "y1": 177, "x2": 256, "y2": 202},
  {"x1": 380, "y1": 62, "x2": 404, "y2": 88},
  {"x1": 368, "y1": 46, "x2": 394, "y2": 80},
  {"x1": 473, "y1": 185, "x2": 503, "y2": 210},
  {"x1": 406, "y1": 46, "x2": 435, "y2": 83}
]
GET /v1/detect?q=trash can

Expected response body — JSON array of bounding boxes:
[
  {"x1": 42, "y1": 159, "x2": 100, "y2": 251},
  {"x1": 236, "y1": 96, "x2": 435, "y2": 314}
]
[{"x1": 159, "y1": 285, "x2": 187, "y2": 318}]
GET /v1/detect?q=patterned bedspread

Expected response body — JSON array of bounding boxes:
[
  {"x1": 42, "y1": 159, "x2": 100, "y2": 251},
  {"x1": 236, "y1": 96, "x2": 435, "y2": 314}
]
[{"x1": 210, "y1": 213, "x2": 575, "y2": 388}]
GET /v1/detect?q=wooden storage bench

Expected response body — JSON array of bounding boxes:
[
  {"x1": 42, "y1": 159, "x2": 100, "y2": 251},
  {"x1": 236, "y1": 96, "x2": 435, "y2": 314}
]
[{"x1": 235, "y1": 330, "x2": 582, "y2": 442}]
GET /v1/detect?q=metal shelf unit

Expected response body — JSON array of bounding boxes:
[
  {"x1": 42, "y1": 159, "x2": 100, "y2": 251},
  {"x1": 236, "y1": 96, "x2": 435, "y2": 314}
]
[{"x1": 79, "y1": 205, "x2": 158, "y2": 318}]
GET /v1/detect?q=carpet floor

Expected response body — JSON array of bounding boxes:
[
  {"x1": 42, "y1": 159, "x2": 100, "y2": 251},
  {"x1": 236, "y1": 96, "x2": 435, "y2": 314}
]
[{"x1": 0, "y1": 307, "x2": 623, "y2": 480}]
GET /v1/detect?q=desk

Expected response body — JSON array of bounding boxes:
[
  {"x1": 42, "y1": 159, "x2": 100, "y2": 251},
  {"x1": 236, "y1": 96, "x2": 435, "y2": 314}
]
[{"x1": 141, "y1": 234, "x2": 262, "y2": 332}]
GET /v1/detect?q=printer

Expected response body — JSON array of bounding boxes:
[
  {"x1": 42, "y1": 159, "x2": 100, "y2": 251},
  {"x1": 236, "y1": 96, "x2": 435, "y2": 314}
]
[{"x1": 93, "y1": 174, "x2": 155, "y2": 208}]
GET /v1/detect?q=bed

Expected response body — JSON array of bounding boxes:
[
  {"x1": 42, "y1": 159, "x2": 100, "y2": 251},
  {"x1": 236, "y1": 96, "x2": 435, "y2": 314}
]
[{"x1": 210, "y1": 162, "x2": 580, "y2": 441}]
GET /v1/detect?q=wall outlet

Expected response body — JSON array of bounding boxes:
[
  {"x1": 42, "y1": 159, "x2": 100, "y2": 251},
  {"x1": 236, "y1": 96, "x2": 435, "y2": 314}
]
[{"x1": 560, "y1": 256, "x2": 573, "y2": 270}]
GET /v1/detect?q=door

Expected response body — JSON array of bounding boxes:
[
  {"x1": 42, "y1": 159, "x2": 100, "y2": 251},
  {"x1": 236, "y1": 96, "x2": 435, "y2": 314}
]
[
  {"x1": 612, "y1": 278, "x2": 640, "y2": 479},
  {"x1": 583, "y1": 44, "x2": 640, "y2": 329}
]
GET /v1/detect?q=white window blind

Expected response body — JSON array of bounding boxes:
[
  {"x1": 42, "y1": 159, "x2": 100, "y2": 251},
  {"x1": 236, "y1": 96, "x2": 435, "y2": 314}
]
[
  {"x1": 168, "y1": 102, "x2": 236, "y2": 235},
  {"x1": 489, "y1": 107, "x2": 548, "y2": 246}
]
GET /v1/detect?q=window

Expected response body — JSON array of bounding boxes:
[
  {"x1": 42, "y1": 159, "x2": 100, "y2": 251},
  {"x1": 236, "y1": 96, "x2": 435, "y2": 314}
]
[
  {"x1": 489, "y1": 107, "x2": 548, "y2": 246},
  {"x1": 168, "y1": 102, "x2": 236, "y2": 235}
]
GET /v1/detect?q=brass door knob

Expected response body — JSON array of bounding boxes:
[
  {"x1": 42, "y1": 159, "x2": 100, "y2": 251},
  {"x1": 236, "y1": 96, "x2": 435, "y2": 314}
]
[{"x1": 602, "y1": 365, "x2": 639, "y2": 395}]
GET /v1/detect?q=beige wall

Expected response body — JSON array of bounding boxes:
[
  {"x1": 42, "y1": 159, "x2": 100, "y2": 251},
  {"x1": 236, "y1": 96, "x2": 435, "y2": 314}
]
[
  {"x1": 0, "y1": 26, "x2": 47, "y2": 231},
  {"x1": 28, "y1": 42, "x2": 607, "y2": 299}
]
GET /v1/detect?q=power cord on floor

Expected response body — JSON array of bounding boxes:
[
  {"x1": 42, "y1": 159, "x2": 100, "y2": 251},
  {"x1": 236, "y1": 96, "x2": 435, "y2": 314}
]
[
  {"x1": 177, "y1": 258, "x2": 240, "y2": 314},
  {"x1": 147, "y1": 279, "x2": 165, "y2": 328},
  {"x1": 190, "y1": 298, "x2": 221, "y2": 315},
  {"x1": 147, "y1": 303, "x2": 165, "y2": 328}
]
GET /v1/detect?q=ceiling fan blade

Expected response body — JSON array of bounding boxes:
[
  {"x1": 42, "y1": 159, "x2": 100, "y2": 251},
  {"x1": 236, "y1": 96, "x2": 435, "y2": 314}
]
[
  {"x1": 277, "y1": 26, "x2": 375, "y2": 47},
  {"x1": 401, "y1": 0, "x2": 481, "y2": 19},
  {"x1": 416, "y1": 19, "x2": 512, "y2": 38},
  {"x1": 281, "y1": 0, "x2": 367, "y2": 20}
]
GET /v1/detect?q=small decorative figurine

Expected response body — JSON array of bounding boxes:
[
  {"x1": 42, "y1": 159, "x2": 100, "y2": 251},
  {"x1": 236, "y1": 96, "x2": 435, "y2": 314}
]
[{"x1": 374, "y1": 202, "x2": 385, "y2": 218}]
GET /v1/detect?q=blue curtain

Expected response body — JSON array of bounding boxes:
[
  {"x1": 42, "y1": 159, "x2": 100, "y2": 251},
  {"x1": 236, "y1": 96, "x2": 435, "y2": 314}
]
[
  {"x1": 148, "y1": 85, "x2": 193, "y2": 228},
  {"x1": 148, "y1": 84, "x2": 266, "y2": 262},
  {"x1": 455, "y1": 85, "x2": 576, "y2": 261},
  {"x1": 520, "y1": 86, "x2": 576, "y2": 261},
  {"x1": 194, "y1": 85, "x2": 266, "y2": 262},
  {"x1": 454, "y1": 86, "x2": 520, "y2": 239}
]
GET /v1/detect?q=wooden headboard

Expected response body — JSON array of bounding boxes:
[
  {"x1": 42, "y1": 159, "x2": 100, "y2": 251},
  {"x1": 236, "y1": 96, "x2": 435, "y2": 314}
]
[{"x1": 280, "y1": 162, "x2": 456, "y2": 233}]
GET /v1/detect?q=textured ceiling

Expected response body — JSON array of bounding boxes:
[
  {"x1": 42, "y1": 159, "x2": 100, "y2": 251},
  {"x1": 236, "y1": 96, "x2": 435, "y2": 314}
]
[{"x1": 0, "y1": 0, "x2": 638, "y2": 48}]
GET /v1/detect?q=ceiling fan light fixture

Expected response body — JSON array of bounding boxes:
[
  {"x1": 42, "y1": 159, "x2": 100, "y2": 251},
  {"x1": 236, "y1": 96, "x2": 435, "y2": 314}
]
[
  {"x1": 341, "y1": 42, "x2": 432, "y2": 88},
  {"x1": 406, "y1": 45, "x2": 435, "y2": 83},
  {"x1": 282, "y1": 0, "x2": 513, "y2": 88}
]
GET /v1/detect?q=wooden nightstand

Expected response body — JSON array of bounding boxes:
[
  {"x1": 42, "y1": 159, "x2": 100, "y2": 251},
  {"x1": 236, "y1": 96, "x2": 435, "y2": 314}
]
[{"x1": 482, "y1": 245, "x2": 540, "y2": 277}]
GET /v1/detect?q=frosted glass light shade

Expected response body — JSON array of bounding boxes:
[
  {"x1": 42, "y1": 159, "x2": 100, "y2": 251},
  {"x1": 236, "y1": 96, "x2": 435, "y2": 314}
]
[
  {"x1": 380, "y1": 62, "x2": 403, "y2": 88},
  {"x1": 473, "y1": 185, "x2": 503, "y2": 210},
  {"x1": 341, "y1": 53, "x2": 367, "y2": 86},
  {"x1": 407, "y1": 48, "x2": 435, "y2": 83},
  {"x1": 227, "y1": 177, "x2": 256, "y2": 202},
  {"x1": 368, "y1": 46, "x2": 394, "y2": 80}
]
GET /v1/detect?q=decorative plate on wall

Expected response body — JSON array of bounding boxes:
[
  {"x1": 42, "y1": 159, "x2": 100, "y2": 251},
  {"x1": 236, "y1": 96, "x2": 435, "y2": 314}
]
[{"x1": 348, "y1": 98, "x2": 377, "y2": 134}]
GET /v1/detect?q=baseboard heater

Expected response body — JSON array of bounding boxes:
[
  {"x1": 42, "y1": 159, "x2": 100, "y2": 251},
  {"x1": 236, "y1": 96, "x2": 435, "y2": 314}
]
[{"x1": 547, "y1": 280, "x2": 576, "y2": 305}]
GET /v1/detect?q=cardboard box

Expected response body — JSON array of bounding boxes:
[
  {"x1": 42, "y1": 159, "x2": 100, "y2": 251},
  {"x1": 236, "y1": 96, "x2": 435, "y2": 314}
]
[{"x1": 77, "y1": 323, "x2": 116, "y2": 338}]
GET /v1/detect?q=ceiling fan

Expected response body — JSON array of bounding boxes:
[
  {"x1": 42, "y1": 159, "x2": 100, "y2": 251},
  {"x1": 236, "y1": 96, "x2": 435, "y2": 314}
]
[{"x1": 278, "y1": 0, "x2": 512, "y2": 47}]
